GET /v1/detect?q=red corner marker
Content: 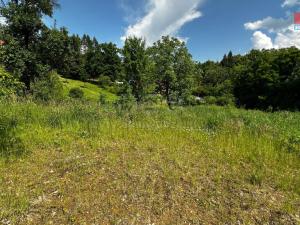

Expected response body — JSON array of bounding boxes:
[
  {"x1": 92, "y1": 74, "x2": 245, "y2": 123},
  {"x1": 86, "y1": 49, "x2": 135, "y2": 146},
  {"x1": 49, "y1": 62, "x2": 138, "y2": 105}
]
[{"x1": 294, "y1": 12, "x2": 300, "y2": 24}]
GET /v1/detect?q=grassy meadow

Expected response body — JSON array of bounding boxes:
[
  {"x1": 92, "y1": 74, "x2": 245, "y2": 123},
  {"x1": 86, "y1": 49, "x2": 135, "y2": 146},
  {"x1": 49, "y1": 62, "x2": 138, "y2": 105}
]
[
  {"x1": 0, "y1": 100, "x2": 299, "y2": 224},
  {"x1": 60, "y1": 77, "x2": 118, "y2": 102}
]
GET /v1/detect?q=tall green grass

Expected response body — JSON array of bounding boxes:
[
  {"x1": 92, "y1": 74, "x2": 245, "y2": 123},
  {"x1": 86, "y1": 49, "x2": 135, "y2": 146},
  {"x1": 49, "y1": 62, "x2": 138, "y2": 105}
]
[
  {"x1": 0, "y1": 99, "x2": 299, "y2": 223},
  {"x1": 1, "y1": 100, "x2": 299, "y2": 192}
]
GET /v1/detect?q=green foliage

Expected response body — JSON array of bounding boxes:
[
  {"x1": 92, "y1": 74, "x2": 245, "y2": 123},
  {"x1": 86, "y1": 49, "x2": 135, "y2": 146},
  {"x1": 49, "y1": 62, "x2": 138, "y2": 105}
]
[
  {"x1": 194, "y1": 60, "x2": 234, "y2": 106},
  {"x1": 0, "y1": 67, "x2": 24, "y2": 97},
  {"x1": 215, "y1": 95, "x2": 235, "y2": 106},
  {"x1": 69, "y1": 87, "x2": 84, "y2": 99},
  {"x1": 82, "y1": 39, "x2": 122, "y2": 82},
  {"x1": 204, "y1": 96, "x2": 217, "y2": 105},
  {"x1": 38, "y1": 28, "x2": 74, "y2": 75},
  {"x1": 31, "y1": 71, "x2": 64, "y2": 102},
  {"x1": 151, "y1": 36, "x2": 194, "y2": 107},
  {"x1": 234, "y1": 48, "x2": 300, "y2": 110},
  {"x1": 115, "y1": 83, "x2": 136, "y2": 111},
  {"x1": 0, "y1": 39, "x2": 27, "y2": 79},
  {"x1": 123, "y1": 37, "x2": 152, "y2": 103},
  {"x1": 0, "y1": 0, "x2": 59, "y2": 89},
  {"x1": 98, "y1": 42, "x2": 122, "y2": 81}
]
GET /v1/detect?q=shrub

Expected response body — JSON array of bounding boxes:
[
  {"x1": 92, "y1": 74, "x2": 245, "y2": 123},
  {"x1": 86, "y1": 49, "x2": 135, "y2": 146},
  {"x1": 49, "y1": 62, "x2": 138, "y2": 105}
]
[
  {"x1": 0, "y1": 67, "x2": 24, "y2": 97},
  {"x1": 204, "y1": 96, "x2": 217, "y2": 105},
  {"x1": 69, "y1": 87, "x2": 84, "y2": 99},
  {"x1": 216, "y1": 95, "x2": 235, "y2": 106},
  {"x1": 31, "y1": 71, "x2": 64, "y2": 102}
]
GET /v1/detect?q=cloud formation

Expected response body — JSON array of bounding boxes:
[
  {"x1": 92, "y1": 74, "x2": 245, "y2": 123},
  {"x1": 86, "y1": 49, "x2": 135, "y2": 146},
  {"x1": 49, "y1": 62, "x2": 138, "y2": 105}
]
[
  {"x1": 245, "y1": 0, "x2": 300, "y2": 50},
  {"x1": 121, "y1": 0, "x2": 204, "y2": 45},
  {"x1": 245, "y1": 16, "x2": 292, "y2": 33},
  {"x1": 252, "y1": 31, "x2": 274, "y2": 49},
  {"x1": 281, "y1": 0, "x2": 300, "y2": 7}
]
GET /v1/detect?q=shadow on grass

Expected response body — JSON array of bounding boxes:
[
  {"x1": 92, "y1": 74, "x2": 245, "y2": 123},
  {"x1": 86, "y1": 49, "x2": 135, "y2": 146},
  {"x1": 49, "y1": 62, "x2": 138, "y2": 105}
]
[{"x1": 0, "y1": 116, "x2": 26, "y2": 159}]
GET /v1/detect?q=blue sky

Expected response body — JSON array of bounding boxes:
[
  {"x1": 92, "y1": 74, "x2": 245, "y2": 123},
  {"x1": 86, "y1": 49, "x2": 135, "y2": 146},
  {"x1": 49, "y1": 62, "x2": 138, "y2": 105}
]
[{"x1": 46, "y1": 0, "x2": 300, "y2": 62}]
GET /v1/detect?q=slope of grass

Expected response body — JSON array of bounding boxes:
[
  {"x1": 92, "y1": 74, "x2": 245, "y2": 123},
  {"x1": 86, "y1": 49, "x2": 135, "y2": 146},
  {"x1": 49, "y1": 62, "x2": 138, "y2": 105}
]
[
  {"x1": 60, "y1": 77, "x2": 118, "y2": 102},
  {"x1": 0, "y1": 100, "x2": 299, "y2": 224}
]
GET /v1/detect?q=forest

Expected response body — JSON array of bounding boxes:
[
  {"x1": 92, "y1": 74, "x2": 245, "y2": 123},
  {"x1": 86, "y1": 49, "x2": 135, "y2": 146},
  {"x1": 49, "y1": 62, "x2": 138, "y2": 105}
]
[
  {"x1": 0, "y1": 1, "x2": 299, "y2": 224},
  {"x1": 0, "y1": 0, "x2": 299, "y2": 110}
]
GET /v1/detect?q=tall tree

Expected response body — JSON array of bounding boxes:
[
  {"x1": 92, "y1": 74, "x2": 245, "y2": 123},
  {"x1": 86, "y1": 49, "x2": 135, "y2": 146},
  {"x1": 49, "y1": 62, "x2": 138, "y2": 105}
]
[
  {"x1": 151, "y1": 36, "x2": 194, "y2": 107},
  {"x1": 38, "y1": 27, "x2": 70, "y2": 73},
  {"x1": 84, "y1": 40, "x2": 102, "y2": 79},
  {"x1": 0, "y1": 0, "x2": 59, "y2": 89},
  {"x1": 122, "y1": 37, "x2": 151, "y2": 103},
  {"x1": 99, "y1": 42, "x2": 122, "y2": 82}
]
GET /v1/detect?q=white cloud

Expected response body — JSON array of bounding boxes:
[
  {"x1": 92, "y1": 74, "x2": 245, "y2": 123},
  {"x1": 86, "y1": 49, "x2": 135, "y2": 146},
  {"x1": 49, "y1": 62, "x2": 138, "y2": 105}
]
[
  {"x1": 245, "y1": 1, "x2": 300, "y2": 50},
  {"x1": 252, "y1": 31, "x2": 274, "y2": 50},
  {"x1": 282, "y1": 0, "x2": 300, "y2": 7},
  {"x1": 244, "y1": 16, "x2": 292, "y2": 33},
  {"x1": 274, "y1": 26, "x2": 300, "y2": 48},
  {"x1": 121, "y1": 0, "x2": 204, "y2": 45}
]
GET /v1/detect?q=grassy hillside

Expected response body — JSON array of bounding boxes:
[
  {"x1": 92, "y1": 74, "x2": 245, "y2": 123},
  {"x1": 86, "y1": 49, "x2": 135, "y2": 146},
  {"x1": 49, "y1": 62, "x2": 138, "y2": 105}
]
[
  {"x1": 0, "y1": 101, "x2": 299, "y2": 224},
  {"x1": 61, "y1": 77, "x2": 118, "y2": 102}
]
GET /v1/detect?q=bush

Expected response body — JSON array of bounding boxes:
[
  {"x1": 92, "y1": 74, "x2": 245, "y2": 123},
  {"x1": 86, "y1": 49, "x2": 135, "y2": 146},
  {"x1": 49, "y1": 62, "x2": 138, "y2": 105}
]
[
  {"x1": 31, "y1": 71, "x2": 64, "y2": 102},
  {"x1": 216, "y1": 95, "x2": 235, "y2": 106},
  {"x1": 0, "y1": 67, "x2": 24, "y2": 97},
  {"x1": 204, "y1": 96, "x2": 217, "y2": 105},
  {"x1": 69, "y1": 87, "x2": 84, "y2": 99}
]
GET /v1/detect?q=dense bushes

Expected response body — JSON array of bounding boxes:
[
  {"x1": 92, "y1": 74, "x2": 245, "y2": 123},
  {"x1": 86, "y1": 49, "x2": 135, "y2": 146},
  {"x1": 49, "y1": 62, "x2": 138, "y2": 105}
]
[
  {"x1": 0, "y1": 67, "x2": 24, "y2": 97},
  {"x1": 31, "y1": 71, "x2": 64, "y2": 102}
]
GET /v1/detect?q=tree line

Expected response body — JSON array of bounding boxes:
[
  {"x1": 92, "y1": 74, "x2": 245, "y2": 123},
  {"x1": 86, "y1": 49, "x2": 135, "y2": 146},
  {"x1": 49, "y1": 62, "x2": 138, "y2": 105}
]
[{"x1": 0, "y1": 0, "x2": 299, "y2": 110}]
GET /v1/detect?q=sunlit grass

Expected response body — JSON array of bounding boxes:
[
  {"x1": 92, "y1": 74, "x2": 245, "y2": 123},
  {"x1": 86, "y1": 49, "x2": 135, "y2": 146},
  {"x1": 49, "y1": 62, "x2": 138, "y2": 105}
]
[
  {"x1": 0, "y1": 100, "x2": 299, "y2": 224},
  {"x1": 60, "y1": 77, "x2": 118, "y2": 102}
]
